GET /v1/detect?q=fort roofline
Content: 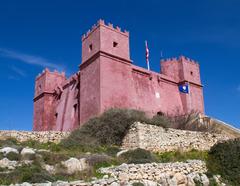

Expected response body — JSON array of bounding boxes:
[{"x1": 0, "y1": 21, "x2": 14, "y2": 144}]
[
  {"x1": 35, "y1": 68, "x2": 66, "y2": 81},
  {"x1": 161, "y1": 55, "x2": 199, "y2": 66},
  {"x1": 81, "y1": 19, "x2": 129, "y2": 41}
]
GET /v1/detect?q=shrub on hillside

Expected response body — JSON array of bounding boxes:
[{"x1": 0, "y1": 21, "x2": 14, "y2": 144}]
[
  {"x1": 0, "y1": 161, "x2": 54, "y2": 184},
  {"x1": 150, "y1": 114, "x2": 171, "y2": 128},
  {"x1": 38, "y1": 151, "x2": 69, "y2": 165},
  {"x1": 86, "y1": 154, "x2": 111, "y2": 166},
  {"x1": 207, "y1": 138, "x2": 240, "y2": 185},
  {"x1": 61, "y1": 109, "x2": 150, "y2": 147},
  {"x1": 0, "y1": 138, "x2": 18, "y2": 148},
  {"x1": 170, "y1": 110, "x2": 199, "y2": 130},
  {"x1": 169, "y1": 110, "x2": 218, "y2": 132},
  {"x1": 132, "y1": 182, "x2": 144, "y2": 186},
  {"x1": 0, "y1": 152, "x2": 4, "y2": 160},
  {"x1": 21, "y1": 140, "x2": 61, "y2": 151},
  {"x1": 119, "y1": 148, "x2": 156, "y2": 164},
  {"x1": 155, "y1": 149, "x2": 208, "y2": 163},
  {"x1": 61, "y1": 108, "x2": 172, "y2": 148},
  {"x1": 6, "y1": 151, "x2": 20, "y2": 161}
]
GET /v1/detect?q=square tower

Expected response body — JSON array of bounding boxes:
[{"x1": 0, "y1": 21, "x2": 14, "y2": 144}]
[
  {"x1": 79, "y1": 20, "x2": 133, "y2": 124},
  {"x1": 33, "y1": 69, "x2": 66, "y2": 130},
  {"x1": 81, "y1": 19, "x2": 130, "y2": 64},
  {"x1": 160, "y1": 56, "x2": 204, "y2": 113}
]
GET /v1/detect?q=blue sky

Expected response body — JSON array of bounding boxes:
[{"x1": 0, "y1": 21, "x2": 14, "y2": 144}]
[{"x1": 0, "y1": 0, "x2": 239, "y2": 130}]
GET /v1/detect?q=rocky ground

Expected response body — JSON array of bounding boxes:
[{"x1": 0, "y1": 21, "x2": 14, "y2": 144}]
[{"x1": 0, "y1": 145, "x2": 226, "y2": 186}]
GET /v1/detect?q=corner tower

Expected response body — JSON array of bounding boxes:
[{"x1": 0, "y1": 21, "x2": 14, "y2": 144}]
[
  {"x1": 33, "y1": 69, "x2": 66, "y2": 130},
  {"x1": 161, "y1": 56, "x2": 204, "y2": 113}
]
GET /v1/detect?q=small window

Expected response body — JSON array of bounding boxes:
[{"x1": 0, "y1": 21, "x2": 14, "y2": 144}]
[
  {"x1": 113, "y1": 41, "x2": 118, "y2": 47},
  {"x1": 89, "y1": 44, "x2": 93, "y2": 52},
  {"x1": 190, "y1": 71, "x2": 193, "y2": 76},
  {"x1": 157, "y1": 111, "x2": 164, "y2": 116},
  {"x1": 73, "y1": 104, "x2": 77, "y2": 113},
  {"x1": 55, "y1": 113, "x2": 58, "y2": 119}
]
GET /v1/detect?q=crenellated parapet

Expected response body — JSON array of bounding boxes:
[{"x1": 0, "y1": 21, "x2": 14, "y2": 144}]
[
  {"x1": 81, "y1": 19, "x2": 129, "y2": 41},
  {"x1": 161, "y1": 55, "x2": 199, "y2": 66},
  {"x1": 34, "y1": 68, "x2": 66, "y2": 100},
  {"x1": 35, "y1": 68, "x2": 66, "y2": 80}
]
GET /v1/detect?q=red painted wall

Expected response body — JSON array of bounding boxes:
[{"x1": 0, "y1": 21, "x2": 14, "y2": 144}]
[{"x1": 80, "y1": 58, "x2": 101, "y2": 124}]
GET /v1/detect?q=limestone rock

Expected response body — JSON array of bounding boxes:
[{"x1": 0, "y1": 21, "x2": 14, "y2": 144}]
[
  {"x1": 52, "y1": 180, "x2": 69, "y2": 186},
  {"x1": 61, "y1": 158, "x2": 88, "y2": 174},
  {"x1": 18, "y1": 182, "x2": 32, "y2": 186},
  {"x1": 69, "y1": 180, "x2": 90, "y2": 186},
  {"x1": 43, "y1": 164, "x2": 56, "y2": 174},
  {"x1": 200, "y1": 174, "x2": 210, "y2": 186},
  {"x1": 116, "y1": 149, "x2": 129, "y2": 157},
  {"x1": 34, "y1": 183, "x2": 52, "y2": 186},
  {"x1": 20, "y1": 147, "x2": 36, "y2": 160},
  {"x1": 142, "y1": 180, "x2": 158, "y2": 186},
  {"x1": 118, "y1": 172, "x2": 129, "y2": 182},
  {"x1": 21, "y1": 147, "x2": 35, "y2": 155},
  {"x1": 0, "y1": 158, "x2": 18, "y2": 169},
  {"x1": 102, "y1": 175, "x2": 109, "y2": 179},
  {"x1": 110, "y1": 182, "x2": 119, "y2": 186},
  {"x1": 173, "y1": 172, "x2": 187, "y2": 185},
  {"x1": 0, "y1": 147, "x2": 18, "y2": 155}
]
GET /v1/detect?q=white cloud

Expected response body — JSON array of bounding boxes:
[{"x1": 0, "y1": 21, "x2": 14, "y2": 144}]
[
  {"x1": 237, "y1": 85, "x2": 240, "y2": 92},
  {"x1": 0, "y1": 48, "x2": 64, "y2": 70},
  {"x1": 10, "y1": 65, "x2": 26, "y2": 77},
  {"x1": 8, "y1": 75, "x2": 19, "y2": 81}
]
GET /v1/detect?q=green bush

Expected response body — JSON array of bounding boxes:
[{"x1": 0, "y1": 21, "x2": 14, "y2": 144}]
[
  {"x1": 0, "y1": 167, "x2": 7, "y2": 172},
  {"x1": 0, "y1": 152, "x2": 4, "y2": 160},
  {"x1": 61, "y1": 109, "x2": 150, "y2": 147},
  {"x1": 119, "y1": 148, "x2": 155, "y2": 164},
  {"x1": 132, "y1": 182, "x2": 144, "y2": 186},
  {"x1": 0, "y1": 138, "x2": 19, "y2": 148},
  {"x1": 86, "y1": 154, "x2": 110, "y2": 166},
  {"x1": 21, "y1": 153, "x2": 36, "y2": 161},
  {"x1": 104, "y1": 146, "x2": 121, "y2": 157},
  {"x1": 6, "y1": 152, "x2": 20, "y2": 161},
  {"x1": 169, "y1": 111, "x2": 218, "y2": 133},
  {"x1": 21, "y1": 140, "x2": 60, "y2": 151},
  {"x1": 0, "y1": 161, "x2": 54, "y2": 184},
  {"x1": 38, "y1": 151, "x2": 69, "y2": 165},
  {"x1": 170, "y1": 111, "x2": 199, "y2": 130},
  {"x1": 155, "y1": 149, "x2": 208, "y2": 163},
  {"x1": 207, "y1": 138, "x2": 240, "y2": 186},
  {"x1": 150, "y1": 114, "x2": 171, "y2": 128}
]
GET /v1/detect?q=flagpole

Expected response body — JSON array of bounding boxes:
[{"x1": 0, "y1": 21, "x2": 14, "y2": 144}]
[
  {"x1": 147, "y1": 59, "x2": 150, "y2": 71},
  {"x1": 145, "y1": 40, "x2": 150, "y2": 71}
]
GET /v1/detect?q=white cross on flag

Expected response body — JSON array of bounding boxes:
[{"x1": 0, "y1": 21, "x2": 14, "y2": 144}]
[{"x1": 145, "y1": 40, "x2": 150, "y2": 70}]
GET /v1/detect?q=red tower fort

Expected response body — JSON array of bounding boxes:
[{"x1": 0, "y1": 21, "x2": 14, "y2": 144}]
[{"x1": 33, "y1": 20, "x2": 204, "y2": 131}]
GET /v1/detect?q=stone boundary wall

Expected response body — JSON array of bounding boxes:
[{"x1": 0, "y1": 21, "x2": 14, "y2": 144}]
[
  {"x1": 0, "y1": 121, "x2": 234, "y2": 149},
  {"x1": 122, "y1": 122, "x2": 232, "y2": 152},
  {"x1": 100, "y1": 160, "x2": 208, "y2": 185},
  {"x1": 0, "y1": 130, "x2": 70, "y2": 143}
]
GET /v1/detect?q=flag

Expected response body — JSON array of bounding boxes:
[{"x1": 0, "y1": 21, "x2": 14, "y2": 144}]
[
  {"x1": 179, "y1": 83, "x2": 189, "y2": 94},
  {"x1": 145, "y1": 40, "x2": 150, "y2": 70}
]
